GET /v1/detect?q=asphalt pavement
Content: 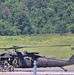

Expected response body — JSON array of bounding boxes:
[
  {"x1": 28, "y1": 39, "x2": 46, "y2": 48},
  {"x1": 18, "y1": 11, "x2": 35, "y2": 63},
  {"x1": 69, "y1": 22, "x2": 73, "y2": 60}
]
[
  {"x1": 14, "y1": 65, "x2": 74, "y2": 72},
  {"x1": 0, "y1": 65, "x2": 74, "y2": 75}
]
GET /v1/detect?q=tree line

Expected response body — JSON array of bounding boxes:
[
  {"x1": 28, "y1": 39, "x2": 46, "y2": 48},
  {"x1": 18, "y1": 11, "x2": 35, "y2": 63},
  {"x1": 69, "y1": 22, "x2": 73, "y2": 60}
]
[{"x1": 0, "y1": 0, "x2": 74, "y2": 35}]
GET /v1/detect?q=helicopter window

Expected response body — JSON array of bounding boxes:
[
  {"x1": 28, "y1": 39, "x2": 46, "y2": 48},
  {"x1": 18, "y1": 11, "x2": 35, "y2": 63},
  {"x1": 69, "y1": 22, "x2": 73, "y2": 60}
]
[{"x1": 26, "y1": 58, "x2": 30, "y2": 60}]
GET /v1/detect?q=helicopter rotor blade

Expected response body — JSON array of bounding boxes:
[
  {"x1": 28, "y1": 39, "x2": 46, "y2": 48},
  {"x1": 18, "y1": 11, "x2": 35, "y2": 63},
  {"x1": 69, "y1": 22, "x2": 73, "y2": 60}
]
[
  {"x1": 22, "y1": 45, "x2": 71, "y2": 48},
  {"x1": 0, "y1": 46, "x2": 24, "y2": 50},
  {"x1": 50, "y1": 45, "x2": 71, "y2": 47},
  {"x1": 0, "y1": 46, "x2": 50, "y2": 51},
  {"x1": 0, "y1": 45, "x2": 72, "y2": 50}
]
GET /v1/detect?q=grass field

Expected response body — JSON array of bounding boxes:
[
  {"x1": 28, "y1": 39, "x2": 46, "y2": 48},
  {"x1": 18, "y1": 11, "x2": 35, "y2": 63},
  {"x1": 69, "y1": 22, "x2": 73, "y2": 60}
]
[{"x1": 0, "y1": 34, "x2": 74, "y2": 59}]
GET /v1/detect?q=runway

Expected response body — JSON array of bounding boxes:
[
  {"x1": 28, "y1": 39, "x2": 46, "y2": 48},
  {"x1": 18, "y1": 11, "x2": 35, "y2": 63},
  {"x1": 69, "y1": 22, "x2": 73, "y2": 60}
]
[
  {"x1": 0, "y1": 65, "x2": 74, "y2": 75},
  {"x1": 0, "y1": 72, "x2": 74, "y2": 75},
  {"x1": 14, "y1": 65, "x2": 74, "y2": 72}
]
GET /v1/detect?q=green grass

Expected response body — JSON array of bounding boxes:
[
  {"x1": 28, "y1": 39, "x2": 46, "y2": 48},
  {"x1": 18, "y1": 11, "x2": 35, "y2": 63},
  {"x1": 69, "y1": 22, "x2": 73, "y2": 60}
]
[{"x1": 0, "y1": 34, "x2": 74, "y2": 59}]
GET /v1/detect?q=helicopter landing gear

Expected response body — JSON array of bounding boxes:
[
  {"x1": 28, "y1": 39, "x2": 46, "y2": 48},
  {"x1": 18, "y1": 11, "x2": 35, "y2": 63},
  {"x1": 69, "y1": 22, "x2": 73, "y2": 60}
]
[{"x1": 60, "y1": 67, "x2": 67, "y2": 71}]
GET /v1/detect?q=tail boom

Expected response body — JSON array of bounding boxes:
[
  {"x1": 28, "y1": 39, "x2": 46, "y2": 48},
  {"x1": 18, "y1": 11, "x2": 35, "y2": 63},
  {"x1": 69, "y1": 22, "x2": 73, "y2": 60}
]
[{"x1": 68, "y1": 54, "x2": 74, "y2": 64}]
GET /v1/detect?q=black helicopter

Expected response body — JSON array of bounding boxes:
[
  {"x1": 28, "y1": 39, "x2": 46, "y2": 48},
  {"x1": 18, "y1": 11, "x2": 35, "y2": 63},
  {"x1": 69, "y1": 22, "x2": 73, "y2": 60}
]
[{"x1": 0, "y1": 46, "x2": 74, "y2": 71}]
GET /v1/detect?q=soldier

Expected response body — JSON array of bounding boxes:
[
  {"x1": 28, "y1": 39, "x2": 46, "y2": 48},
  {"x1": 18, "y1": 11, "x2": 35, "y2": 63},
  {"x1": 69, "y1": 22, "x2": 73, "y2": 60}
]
[
  {"x1": 2, "y1": 60, "x2": 14, "y2": 72},
  {"x1": 12, "y1": 58, "x2": 19, "y2": 68}
]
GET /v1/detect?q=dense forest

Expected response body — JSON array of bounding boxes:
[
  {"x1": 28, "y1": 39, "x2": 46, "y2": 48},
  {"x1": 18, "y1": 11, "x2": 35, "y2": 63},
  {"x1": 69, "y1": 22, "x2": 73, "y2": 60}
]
[{"x1": 0, "y1": 0, "x2": 74, "y2": 35}]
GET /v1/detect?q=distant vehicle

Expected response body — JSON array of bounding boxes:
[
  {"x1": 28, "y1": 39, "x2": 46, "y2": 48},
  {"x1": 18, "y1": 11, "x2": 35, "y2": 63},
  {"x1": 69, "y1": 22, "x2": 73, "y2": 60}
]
[{"x1": 0, "y1": 46, "x2": 74, "y2": 71}]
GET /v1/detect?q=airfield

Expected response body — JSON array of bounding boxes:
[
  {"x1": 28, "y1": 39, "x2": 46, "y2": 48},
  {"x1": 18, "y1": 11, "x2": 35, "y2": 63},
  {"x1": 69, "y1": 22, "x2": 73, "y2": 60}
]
[
  {"x1": 0, "y1": 35, "x2": 74, "y2": 75},
  {"x1": 0, "y1": 65, "x2": 74, "y2": 75}
]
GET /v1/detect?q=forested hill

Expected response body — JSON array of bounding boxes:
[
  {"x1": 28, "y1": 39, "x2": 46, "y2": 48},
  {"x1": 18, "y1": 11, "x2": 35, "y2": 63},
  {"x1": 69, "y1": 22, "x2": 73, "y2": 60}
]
[{"x1": 0, "y1": 0, "x2": 74, "y2": 35}]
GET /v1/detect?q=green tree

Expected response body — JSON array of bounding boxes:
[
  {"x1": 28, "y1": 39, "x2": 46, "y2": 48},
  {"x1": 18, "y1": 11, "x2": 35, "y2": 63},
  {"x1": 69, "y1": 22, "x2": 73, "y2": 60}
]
[
  {"x1": 68, "y1": 24, "x2": 74, "y2": 33},
  {"x1": 0, "y1": 0, "x2": 74, "y2": 35}
]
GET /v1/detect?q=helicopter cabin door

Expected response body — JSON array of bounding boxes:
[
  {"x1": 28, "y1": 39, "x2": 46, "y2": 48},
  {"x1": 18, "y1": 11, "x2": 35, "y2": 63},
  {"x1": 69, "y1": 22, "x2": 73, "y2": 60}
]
[{"x1": 24, "y1": 57, "x2": 32, "y2": 68}]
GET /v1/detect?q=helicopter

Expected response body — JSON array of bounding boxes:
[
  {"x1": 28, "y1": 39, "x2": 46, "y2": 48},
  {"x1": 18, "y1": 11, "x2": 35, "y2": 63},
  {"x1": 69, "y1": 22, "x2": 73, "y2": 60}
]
[{"x1": 0, "y1": 46, "x2": 74, "y2": 71}]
